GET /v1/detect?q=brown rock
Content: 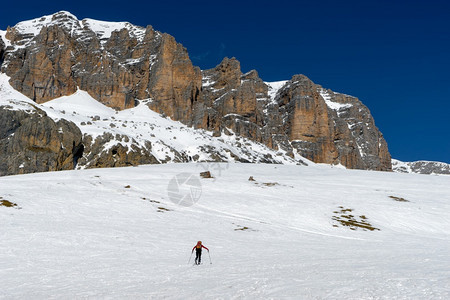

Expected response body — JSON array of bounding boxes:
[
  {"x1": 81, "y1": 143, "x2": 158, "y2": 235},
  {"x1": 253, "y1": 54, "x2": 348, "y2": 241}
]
[
  {"x1": 200, "y1": 57, "x2": 267, "y2": 144},
  {"x1": 200, "y1": 171, "x2": 213, "y2": 178},
  {"x1": 278, "y1": 75, "x2": 336, "y2": 164},
  {"x1": 0, "y1": 199, "x2": 18, "y2": 208},
  {"x1": 200, "y1": 65, "x2": 391, "y2": 170},
  {"x1": 2, "y1": 12, "x2": 201, "y2": 112},
  {"x1": 147, "y1": 34, "x2": 203, "y2": 125}
]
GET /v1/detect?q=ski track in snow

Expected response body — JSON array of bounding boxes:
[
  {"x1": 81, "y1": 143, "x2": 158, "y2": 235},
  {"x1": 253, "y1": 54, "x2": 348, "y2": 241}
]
[{"x1": 1, "y1": 163, "x2": 449, "y2": 299}]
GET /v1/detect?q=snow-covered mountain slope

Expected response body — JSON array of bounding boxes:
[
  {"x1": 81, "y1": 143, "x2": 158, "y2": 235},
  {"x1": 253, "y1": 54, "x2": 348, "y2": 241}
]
[
  {"x1": 0, "y1": 73, "x2": 37, "y2": 110},
  {"x1": 1, "y1": 163, "x2": 449, "y2": 298},
  {"x1": 392, "y1": 159, "x2": 450, "y2": 175},
  {"x1": 41, "y1": 92, "x2": 301, "y2": 165},
  {"x1": 0, "y1": 73, "x2": 307, "y2": 168},
  {"x1": 265, "y1": 80, "x2": 288, "y2": 102}
]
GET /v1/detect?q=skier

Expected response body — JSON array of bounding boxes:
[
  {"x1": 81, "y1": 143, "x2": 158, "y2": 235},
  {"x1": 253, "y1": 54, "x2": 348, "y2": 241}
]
[{"x1": 192, "y1": 241, "x2": 209, "y2": 265}]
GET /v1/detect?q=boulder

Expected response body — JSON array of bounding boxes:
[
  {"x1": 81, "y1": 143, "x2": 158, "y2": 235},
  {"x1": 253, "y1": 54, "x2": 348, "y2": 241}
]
[{"x1": 200, "y1": 171, "x2": 213, "y2": 178}]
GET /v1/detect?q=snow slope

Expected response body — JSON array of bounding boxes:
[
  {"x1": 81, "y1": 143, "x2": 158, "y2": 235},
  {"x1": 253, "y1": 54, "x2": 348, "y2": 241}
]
[
  {"x1": 40, "y1": 90, "x2": 303, "y2": 165},
  {"x1": 0, "y1": 73, "x2": 306, "y2": 166},
  {"x1": 0, "y1": 73, "x2": 38, "y2": 111},
  {"x1": 265, "y1": 80, "x2": 288, "y2": 102},
  {"x1": 319, "y1": 88, "x2": 353, "y2": 112},
  {"x1": 1, "y1": 163, "x2": 449, "y2": 299}
]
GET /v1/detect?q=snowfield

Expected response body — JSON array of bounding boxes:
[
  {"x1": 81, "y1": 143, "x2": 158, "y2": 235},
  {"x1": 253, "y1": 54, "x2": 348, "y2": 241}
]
[
  {"x1": 1, "y1": 11, "x2": 449, "y2": 299},
  {"x1": 1, "y1": 163, "x2": 449, "y2": 299}
]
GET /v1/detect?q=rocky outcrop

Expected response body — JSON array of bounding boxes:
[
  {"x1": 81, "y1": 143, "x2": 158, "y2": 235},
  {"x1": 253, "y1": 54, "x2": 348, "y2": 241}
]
[
  {"x1": 147, "y1": 34, "x2": 203, "y2": 125},
  {"x1": 200, "y1": 58, "x2": 267, "y2": 141},
  {"x1": 278, "y1": 76, "x2": 391, "y2": 170},
  {"x1": 200, "y1": 60, "x2": 391, "y2": 171},
  {"x1": 0, "y1": 12, "x2": 392, "y2": 171},
  {"x1": 0, "y1": 107, "x2": 83, "y2": 176},
  {"x1": 392, "y1": 159, "x2": 450, "y2": 175},
  {"x1": 79, "y1": 133, "x2": 159, "y2": 168}
]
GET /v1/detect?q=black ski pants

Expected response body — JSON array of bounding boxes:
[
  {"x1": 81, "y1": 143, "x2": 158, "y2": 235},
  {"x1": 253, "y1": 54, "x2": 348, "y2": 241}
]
[{"x1": 195, "y1": 248, "x2": 202, "y2": 264}]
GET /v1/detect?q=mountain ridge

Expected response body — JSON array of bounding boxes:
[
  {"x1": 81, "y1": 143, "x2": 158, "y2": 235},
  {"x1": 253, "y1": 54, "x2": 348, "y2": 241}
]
[
  {"x1": 1, "y1": 11, "x2": 394, "y2": 174},
  {"x1": 392, "y1": 159, "x2": 450, "y2": 175}
]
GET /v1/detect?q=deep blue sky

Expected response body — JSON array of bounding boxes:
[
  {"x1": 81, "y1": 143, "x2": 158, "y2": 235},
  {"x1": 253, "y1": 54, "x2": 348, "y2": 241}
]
[{"x1": 1, "y1": 0, "x2": 449, "y2": 163}]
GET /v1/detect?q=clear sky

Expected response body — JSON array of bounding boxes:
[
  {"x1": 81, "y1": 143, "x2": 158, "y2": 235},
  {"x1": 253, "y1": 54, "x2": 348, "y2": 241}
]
[{"x1": 1, "y1": 0, "x2": 449, "y2": 163}]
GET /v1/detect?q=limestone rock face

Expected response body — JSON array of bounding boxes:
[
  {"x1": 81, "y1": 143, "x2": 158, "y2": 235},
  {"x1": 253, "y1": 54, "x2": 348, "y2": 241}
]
[
  {"x1": 2, "y1": 11, "x2": 200, "y2": 112},
  {"x1": 0, "y1": 107, "x2": 83, "y2": 176},
  {"x1": 278, "y1": 76, "x2": 391, "y2": 170},
  {"x1": 147, "y1": 34, "x2": 202, "y2": 125},
  {"x1": 201, "y1": 58, "x2": 268, "y2": 142},
  {"x1": 201, "y1": 63, "x2": 391, "y2": 170},
  {"x1": 0, "y1": 12, "x2": 392, "y2": 171}
]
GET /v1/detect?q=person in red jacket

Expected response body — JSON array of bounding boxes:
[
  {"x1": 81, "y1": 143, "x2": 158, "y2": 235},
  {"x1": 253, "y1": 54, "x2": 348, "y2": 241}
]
[{"x1": 192, "y1": 241, "x2": 209, "y2": 265}]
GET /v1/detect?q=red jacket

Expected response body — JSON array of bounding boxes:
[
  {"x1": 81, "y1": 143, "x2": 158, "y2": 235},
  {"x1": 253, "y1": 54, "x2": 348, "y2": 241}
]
[{"x1": 192, "y1": 244, "x2": 209, "y2": 252}]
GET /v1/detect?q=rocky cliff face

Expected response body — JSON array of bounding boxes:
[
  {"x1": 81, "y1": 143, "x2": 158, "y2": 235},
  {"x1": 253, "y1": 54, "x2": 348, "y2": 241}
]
[
  {"x1": 200, "y1": 58, "x2": 268, "y2": 140},
  {"x1": 200, "y1": 59, "x2": 391, "y2": 170},
  {"x1": 0, "y1": 107, "x2": 83, "y2": 176},
  {"x1": 0, "y1": 11, "x2": 392, "y2": 172},
  {"x1": 1, "y1": 11, "x2": 200, "y2": 113}
]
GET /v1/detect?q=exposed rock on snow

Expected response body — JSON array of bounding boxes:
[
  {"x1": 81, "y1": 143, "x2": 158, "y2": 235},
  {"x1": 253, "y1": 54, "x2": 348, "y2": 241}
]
[
  {"x1": 392, "y1": 159, "x2": 450, "y2": 175},
  {"x1": 199, "y1": 171, "x2": 213, "y2": 178}
]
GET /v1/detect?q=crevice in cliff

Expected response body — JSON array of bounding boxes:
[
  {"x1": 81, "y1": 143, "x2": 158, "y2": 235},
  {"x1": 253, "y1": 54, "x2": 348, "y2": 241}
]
[
  {"x1": 73, "y1": 143, "x2": 84, "y2": 168},
  {"x1": 0, "y1": 49, "x2": 4, "y2": 68}
]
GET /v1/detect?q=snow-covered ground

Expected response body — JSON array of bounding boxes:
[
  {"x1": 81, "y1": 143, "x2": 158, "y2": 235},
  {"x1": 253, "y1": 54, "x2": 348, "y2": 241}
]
[{"x1": 1, "y1": 163, "x2": 449, "y2": 299}]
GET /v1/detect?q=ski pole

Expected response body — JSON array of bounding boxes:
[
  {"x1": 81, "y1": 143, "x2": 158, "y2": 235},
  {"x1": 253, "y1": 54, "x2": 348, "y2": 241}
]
[
  {"x1": 188, "y1": 251, "x2": 193, "y2": 264},
  {"x1": 208, "y1": 250, "x2": 212, "y2": 264}
]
